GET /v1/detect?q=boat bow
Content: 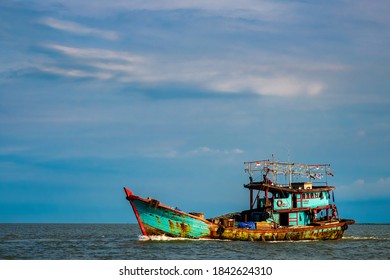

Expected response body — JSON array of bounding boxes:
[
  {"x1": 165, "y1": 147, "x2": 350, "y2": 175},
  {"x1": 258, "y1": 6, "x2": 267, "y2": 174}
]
[{"x1": 124, "y1": 187, "x2": 215, "y2": 238}]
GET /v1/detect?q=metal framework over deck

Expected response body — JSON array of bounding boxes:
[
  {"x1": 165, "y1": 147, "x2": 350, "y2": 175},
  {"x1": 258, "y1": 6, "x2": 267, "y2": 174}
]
[{"x1": 244, "y1": 160, "x2": 333, "y2": 187}]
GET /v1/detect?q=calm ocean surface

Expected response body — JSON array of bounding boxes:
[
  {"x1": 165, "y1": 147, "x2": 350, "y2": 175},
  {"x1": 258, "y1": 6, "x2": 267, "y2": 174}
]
[{"x1": 0, "y1": 223, "x2": 389, "y2": 260}]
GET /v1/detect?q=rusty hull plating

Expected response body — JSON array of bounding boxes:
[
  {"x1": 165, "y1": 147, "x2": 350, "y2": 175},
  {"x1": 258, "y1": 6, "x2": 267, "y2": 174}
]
[{"x1": 125, "y1": 189, "x2": 215, "y2": 239}]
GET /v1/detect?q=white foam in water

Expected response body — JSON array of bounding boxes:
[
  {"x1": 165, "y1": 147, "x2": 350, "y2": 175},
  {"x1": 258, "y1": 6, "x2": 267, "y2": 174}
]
[
  {"x1": 342, "y1": 235, "x2": 387, "y2": 240},
  {"x1": 138, "y1": 234, "x2": 203, "y2": 241},
  {"x1": 138, "y1": 235, "x2": 231, "y2": 241},
  {"x1": 138, "y1": 234, "x2": 188, "y2": 241},
  {"x1": 138, "y1": 235, "x2": 151, "y2": 241}
]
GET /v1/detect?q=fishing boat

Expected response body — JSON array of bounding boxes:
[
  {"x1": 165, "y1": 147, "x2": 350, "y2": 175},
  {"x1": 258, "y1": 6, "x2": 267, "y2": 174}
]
[{"x1": 124, "y1": 159, "x2": 355, "y2": 241}]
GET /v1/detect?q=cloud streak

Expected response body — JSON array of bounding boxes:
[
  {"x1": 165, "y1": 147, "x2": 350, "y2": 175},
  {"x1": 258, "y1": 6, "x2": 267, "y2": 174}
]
[
  {"x1": 209, "y1": 75, "x2": 324, "y2": 97},
  {"x1": 40, "y1": 17, "x2": 119, "y2": 40},
  {"x1": 39, "y1": 44, "x2": 345, "y2": 97},
  {"x1": 45, "y1": 44, "x2": 144, "y2": 63},
  {"x1": 37, "y1": 0, "x2": 297, "y2": 22},
  {"x1": 145, "y1": 146, "x2": 244, "y2": 159},
  {"x1": 38, "y1": 65, "x2": 112, "y2": 79},
  {"x1": 39, "y1": 44, "x2": 149, "y2": 81}
]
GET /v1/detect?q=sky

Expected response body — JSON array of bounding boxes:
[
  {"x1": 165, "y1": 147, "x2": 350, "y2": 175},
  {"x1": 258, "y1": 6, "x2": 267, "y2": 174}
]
[{"x1": 0, "y1": 0, "x2": 389, "y2": 224}]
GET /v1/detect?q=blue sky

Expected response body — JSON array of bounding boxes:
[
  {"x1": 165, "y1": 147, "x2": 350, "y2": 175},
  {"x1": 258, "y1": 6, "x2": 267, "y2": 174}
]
[{"x1": 0, "y1": 0, "x2": 389, "y2": 223}]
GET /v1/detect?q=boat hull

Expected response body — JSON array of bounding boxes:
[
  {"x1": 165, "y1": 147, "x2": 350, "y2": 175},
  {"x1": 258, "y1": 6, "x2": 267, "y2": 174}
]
[{"x1": 124, "y1": 188, "x2": 354, "y2": 241}]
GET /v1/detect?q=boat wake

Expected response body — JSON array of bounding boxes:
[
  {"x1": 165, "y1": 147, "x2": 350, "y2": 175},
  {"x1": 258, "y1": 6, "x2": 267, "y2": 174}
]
[
  {"x1": 139, "y1": 235, "x2": 389, "y2": 242},
  {"x1": 267, "y1": 239, "x2": 319, "y2": 243},
  {"x1": 342, "y1": 236, "x2": 390, "y2": 241},
  {"x1": 138, "y1": 235, "x2": 189, "y2": 241},
  {"x1": 138, "y1": 235, "x2": 231, "y2": 242}
]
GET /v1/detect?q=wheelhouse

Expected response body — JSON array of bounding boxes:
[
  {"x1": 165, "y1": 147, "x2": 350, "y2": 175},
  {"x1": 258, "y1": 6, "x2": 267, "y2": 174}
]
[{"x1": 243, "y1": 160, "x2": 339, "y2": 227}]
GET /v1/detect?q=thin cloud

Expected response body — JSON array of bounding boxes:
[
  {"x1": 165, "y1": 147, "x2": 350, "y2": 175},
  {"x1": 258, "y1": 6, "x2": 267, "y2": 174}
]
[
  {"x1": 40, "y1": 44, "x2": 345, "y2": 96},
  {"x1": 41, "y1": 44, "x2": 148, "y2": 81},
  {"x1": 144, "y1": 146, "x2": 244, "y2": 158},
  {"x1": 188, "y1": 146, "x2": 244, "y2": 155},
  {"x1": 40, "y1": 17, "x2": 119, "y2": 40},
  {"x1": 37, "y1": 65, "x2": 112, "y2": 79},
  {"x1": 126, "y1": 0, "x2": 297, "y2": 22},
  {"x1": 209, "y1": 75, "x2": 324, "y2": 96},
  {"x1": 37, "y1": 0, "x2": 297, "y2": 22},
  {"x1": 45, "y1": 44, "x2": 145, "y2": 63}
]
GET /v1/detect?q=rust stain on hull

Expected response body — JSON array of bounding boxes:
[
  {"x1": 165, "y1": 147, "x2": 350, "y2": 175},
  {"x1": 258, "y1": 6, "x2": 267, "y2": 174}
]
[
  {"x1": 166, "y1": 220, "x2": 191, "y2": 237},
  {"x1": 209, "y1": 223, "x2": 349, "y2": 241},
  {"x1": 217, "y1": 229, "x2": 344, "y2": 241}
]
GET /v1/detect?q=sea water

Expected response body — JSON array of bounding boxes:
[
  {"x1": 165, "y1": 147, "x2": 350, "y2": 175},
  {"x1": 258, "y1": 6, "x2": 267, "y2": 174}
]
[{"x1": 0, "y1": 223, "x2": 389, "y2": 260}]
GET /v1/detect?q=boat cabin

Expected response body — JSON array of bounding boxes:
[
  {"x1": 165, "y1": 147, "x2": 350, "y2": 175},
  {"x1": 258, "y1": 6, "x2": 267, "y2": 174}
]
[{"x1": 242, "y1": 160, "x2": 339, "y2": 228}]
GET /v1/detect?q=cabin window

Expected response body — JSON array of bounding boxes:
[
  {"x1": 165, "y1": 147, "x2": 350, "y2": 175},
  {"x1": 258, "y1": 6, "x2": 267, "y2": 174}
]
[{"x1": 277, "y1": 192, "x2": 288, "y2": 199}]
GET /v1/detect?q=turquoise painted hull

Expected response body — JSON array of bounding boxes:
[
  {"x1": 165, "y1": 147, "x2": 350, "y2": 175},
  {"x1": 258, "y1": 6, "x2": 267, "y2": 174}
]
[{"x1": 132, "y1": 199, "x2": 213, "y2": 238}]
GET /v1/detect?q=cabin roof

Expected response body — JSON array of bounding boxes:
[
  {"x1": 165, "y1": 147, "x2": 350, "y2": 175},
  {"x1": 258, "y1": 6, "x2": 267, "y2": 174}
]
[{"x1": 244, "y1": 182, "x2": 335, "y2": 193}]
